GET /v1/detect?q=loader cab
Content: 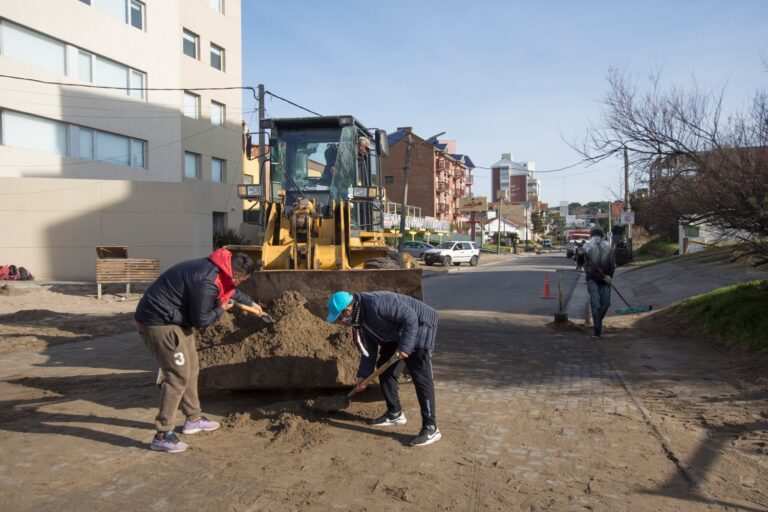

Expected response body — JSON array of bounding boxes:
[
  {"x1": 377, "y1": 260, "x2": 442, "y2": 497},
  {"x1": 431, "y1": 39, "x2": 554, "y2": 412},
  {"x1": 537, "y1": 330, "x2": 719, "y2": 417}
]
[{"x1": 263, "y1": 116, "x2": 387, "y2": 235}]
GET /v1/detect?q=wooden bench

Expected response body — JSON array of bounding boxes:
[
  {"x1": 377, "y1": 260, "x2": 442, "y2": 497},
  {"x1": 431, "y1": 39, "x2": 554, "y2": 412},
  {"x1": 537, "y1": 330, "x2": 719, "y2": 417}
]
[{"x1": 95, "y1": 246, "x2": 159, "y2": 299}]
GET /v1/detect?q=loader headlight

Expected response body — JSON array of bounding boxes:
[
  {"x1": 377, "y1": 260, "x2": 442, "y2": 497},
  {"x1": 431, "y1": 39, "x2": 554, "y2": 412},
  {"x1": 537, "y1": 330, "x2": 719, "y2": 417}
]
[
  {"x1": 238, "y1": 184, "x2": 264, "y2": 200},
  {"x1": 350, "y1": 187, "x2": 378, "y2": 200}
]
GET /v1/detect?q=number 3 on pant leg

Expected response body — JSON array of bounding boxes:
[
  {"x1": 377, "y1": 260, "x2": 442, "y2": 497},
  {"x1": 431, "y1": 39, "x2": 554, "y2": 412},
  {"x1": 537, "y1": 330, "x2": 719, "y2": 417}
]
[{"x1": 173, "y1": 352, "x2": 185, "y2": 366}]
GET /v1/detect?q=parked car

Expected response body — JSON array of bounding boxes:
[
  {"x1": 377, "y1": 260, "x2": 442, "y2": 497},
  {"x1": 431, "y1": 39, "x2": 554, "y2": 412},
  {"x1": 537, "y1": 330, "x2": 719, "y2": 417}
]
[
  {"x1": 403, "y1": 241, "x2": 435, "y2": 260},
  {"x1": 423, "y1": 241, "x2": 480, "y2": 267}
]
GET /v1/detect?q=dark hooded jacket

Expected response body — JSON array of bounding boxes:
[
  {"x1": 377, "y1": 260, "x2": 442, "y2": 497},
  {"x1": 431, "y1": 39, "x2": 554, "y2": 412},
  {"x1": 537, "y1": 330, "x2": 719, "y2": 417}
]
[
  {"x1": 356, "y1": 291, "x2": 438, "y2": 377},
  {"x1": 134, "y1": 248, "x2": 254, "y2": 328}
]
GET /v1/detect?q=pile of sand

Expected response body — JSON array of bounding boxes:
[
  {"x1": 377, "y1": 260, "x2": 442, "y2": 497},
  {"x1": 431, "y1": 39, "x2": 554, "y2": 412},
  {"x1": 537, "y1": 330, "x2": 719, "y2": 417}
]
[{"x1": 197, "y1": 291, "x2": 360, "y2": 390}]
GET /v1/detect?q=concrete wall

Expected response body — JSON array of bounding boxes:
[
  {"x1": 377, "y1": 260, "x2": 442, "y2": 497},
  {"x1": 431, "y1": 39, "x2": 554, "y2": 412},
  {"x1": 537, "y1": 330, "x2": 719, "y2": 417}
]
[{"x1": 0, "y1": 0, "x2": 243, "y2": 280}]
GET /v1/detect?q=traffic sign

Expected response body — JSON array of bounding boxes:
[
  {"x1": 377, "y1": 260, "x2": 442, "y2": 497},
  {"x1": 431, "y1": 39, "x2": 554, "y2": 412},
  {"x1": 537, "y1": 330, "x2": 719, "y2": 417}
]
[{"x1": 620, "y1": 211, "x2": 635, "y2": 225}]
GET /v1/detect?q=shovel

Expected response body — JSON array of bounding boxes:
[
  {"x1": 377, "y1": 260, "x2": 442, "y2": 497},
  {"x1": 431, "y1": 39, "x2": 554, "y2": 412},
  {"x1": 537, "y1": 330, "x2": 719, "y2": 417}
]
[
  {"x1": 311, "y1": 354, "x2": 401, "y2": 412},
  {"x1": 583, "y1": 250, "x2": 652, "y2": 314},
  {"x1": 231, "y1": 301, "x2": 274, "y2": 323}
]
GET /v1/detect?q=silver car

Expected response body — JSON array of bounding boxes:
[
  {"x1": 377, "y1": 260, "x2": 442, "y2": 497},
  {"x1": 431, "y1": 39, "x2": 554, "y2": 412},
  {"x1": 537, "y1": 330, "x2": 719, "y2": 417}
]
[{"x1": 403, "y1": 241, "x2": 435, "y2": 259}]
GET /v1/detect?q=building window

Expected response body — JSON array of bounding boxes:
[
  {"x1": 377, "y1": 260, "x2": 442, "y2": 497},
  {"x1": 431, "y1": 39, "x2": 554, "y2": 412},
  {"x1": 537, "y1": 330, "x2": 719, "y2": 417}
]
[
  {"x1": 0, "y1": 109, "x2": 145, "y2": 168},
  {"x1": 1, "y1": 110, "x2": 67, "y2": 156},
  {"x1": 210, "y1": 44, "x2": 224, "y2": 71},
  {"x1": 0, "y1": 21, "x2": 66, "y2": 74},
  {"x1": 210, "y1": 101, "x2": 225, "y2": 126},
  {"x1": 184, "y1": 92, "x2": 200, "y2": 119},
  {"x1": 129, "y1": 69, "x2": 144, "y2": 99},
  {"x1": 129, "y1": 0, "x2": 144, "y2": 30},
  {"x1": 209, "y1": 0, "x2": 224, "y2": 13},
  {"x1": 185, "y1": 152, "x2": 201, "y2": 179},
  {"x1": 183, "y1": 29, "x2": 198, "y2": 59},
  {"x1": 211, "y1": 158, "x2": 225, "y2": 182},
  {"x1": 1, "y1": 21, "x2": 145, "y2": 100},
  {"x1": 78, "y1": 51, "x2": 93, "y2": 82},
  {"x1": 385, "y1": 175, "x2": 394, "y2": 184}
]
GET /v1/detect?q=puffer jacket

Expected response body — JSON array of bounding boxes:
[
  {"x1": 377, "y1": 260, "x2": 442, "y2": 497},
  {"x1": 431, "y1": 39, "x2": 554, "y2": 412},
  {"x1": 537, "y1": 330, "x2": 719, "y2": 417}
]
[
  {"x1": 584, "y1": 239, "x2": 616, "y2": 283},
  {"x1": 356, "y1": 291, "x2": 438, "y2": 377},
  {"x1": 135, "y1": 248, "x2": 254, "y2": 328}
]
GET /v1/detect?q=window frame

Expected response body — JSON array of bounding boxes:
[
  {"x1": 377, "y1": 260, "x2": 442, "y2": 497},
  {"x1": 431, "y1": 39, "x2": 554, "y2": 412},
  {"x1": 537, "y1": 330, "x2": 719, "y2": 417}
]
[
  {"x1": 129, "y1": 0, "x2": 145, "y2": 30},
  {"x1": 209, "y1": 0, "x2": 224, "y2": 14},
  {"x1": 182, "y1": 29, "x2": 199, "y2": 60},
  {"x1": 184, "y1": 151, "x2": 201, "y2": 179},
  {"x1": 210, "y1": 43, "x2": 224, "y2": 71},
  {"x1": 183, "y1": 91, "x2": 201, "y2": 119},
  {"x1": 211, "y1": 157, "x2": 226, "y2": 183},
  {"x1": 210, "y1": 101, "x2": 225, "y2": 126}
]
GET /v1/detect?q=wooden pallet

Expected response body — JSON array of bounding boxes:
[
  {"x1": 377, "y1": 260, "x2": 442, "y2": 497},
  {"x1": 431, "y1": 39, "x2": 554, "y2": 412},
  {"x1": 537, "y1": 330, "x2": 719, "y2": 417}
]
[{"x1": 96, "y1": 258, "x2": 160, "y2": 299}]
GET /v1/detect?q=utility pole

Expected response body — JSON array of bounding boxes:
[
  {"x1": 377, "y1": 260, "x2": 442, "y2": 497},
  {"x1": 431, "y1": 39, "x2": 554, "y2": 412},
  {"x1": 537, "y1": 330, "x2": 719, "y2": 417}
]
[
  {"x1": 496, "y1": 189, "x2": 506, "y2": 254},
  {"x1": 397, "y1": 133, "x2": 414, "y2": 257},
  {"x1": 258, "y1": 84, "x2": 266, "y2": 213},
  {"x1": 398, "y1": 130, "x2": 445, "y2": 258},
  {"x1": 624, "y1": 145, "x2": 632, "y2": 254}
]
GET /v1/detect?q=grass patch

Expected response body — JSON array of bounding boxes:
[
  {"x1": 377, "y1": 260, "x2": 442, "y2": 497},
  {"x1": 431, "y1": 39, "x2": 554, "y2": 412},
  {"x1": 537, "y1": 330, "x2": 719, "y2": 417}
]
[
  {"x1": 635, "y1": 237, "x2": 678, "y2": 259},
  {"x1": 670, "y1": 280, "x2": 768, "y2": 351}
]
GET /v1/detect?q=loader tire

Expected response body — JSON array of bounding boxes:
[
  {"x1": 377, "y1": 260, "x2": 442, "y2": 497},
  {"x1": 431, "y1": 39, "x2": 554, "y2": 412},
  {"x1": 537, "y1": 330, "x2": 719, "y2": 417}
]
[{"x1": 364, "y1": 257, "x2": 401, "y2": 270}]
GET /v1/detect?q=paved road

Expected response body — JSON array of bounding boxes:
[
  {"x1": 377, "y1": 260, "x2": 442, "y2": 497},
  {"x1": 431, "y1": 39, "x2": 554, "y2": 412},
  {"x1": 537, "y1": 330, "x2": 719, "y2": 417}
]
[
  {"x1": 424, "y1": 252, "x2": 580, "y2": 316},
  {"x1": 0, "y1": 255, "x2": 730, "y2": 511}
]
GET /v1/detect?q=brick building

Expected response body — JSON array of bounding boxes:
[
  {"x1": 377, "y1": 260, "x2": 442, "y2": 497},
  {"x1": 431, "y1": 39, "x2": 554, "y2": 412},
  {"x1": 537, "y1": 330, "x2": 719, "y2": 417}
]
[{"x1": 380, "y1": 128, "x2": 475, "y2": 224}]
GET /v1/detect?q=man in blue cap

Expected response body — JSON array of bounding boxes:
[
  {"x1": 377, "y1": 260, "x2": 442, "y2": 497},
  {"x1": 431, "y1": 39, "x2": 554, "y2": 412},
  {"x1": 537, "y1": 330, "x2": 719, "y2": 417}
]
[{"x1": 326, "y1": 291, "x2": 440, "y2": 447}]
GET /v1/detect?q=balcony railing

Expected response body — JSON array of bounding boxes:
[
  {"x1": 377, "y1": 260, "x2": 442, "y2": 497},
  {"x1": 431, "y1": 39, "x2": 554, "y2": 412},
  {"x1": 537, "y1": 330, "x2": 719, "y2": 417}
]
[
  {"x1": 437, "y1": 202, "x2": 449, "y2": 214},
  {"x1": 436, "y1": 180, "x2": 447, "y2": 193},
  {"x1": 466, "y1": 174, "x2": 473, "y2": 185},
  {"x1": 454, "y1": 168, "x2": 465, "y2": 179}
]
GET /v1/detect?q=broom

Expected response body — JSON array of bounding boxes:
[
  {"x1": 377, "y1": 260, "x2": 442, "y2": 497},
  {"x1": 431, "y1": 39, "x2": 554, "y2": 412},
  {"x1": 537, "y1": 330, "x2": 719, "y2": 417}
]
[{"x1": 584, "y1": 248, "x2": 652, "y2": 315}]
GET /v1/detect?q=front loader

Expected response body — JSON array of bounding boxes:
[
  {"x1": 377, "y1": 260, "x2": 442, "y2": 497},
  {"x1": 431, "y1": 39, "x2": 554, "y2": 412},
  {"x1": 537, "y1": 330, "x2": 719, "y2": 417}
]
[{"x1": 233, "y1": 115, "x2": 422, "y2": 316}]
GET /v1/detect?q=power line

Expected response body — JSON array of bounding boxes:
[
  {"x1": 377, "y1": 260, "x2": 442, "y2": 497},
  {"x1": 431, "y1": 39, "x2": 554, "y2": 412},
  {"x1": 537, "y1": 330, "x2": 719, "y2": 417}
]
[
  {"x1": 0, "y1": 73, "x2": 258, "y2": 101},
  {"x1": 265, "y1": 90, "x2": 321, "y2": 116}
]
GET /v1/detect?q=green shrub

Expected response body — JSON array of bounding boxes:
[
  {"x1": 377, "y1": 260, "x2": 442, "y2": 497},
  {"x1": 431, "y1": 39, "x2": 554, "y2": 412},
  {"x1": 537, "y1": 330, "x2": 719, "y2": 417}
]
[
  {"x1": 673, "y1": 280, "x2": 768, "y2": 350},
  {"x1": 636, "y1": 237, "x2": 678, "y2": 258}
]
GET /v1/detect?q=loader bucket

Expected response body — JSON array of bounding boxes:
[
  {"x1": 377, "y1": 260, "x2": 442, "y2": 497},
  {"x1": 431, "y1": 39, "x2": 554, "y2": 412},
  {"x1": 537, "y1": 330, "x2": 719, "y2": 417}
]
[
  {"x1": 196, "y1": 268, "x2": 423, "y2": 391},
  {"x1": 239, "y1": 268, "x2": 423, "y2": 317}
]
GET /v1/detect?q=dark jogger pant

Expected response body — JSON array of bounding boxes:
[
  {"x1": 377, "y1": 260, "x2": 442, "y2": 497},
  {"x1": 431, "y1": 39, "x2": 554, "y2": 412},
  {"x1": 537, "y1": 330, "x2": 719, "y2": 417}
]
[{"x1": 377, "y1": 343, "x2": 437, "y2": 428}]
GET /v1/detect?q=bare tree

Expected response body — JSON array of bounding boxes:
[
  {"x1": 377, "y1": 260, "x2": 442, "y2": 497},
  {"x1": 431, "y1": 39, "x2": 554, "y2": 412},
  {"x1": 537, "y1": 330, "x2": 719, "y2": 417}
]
[{"x1": 579, "y1": 67, "x2": 768, "y2": 265}]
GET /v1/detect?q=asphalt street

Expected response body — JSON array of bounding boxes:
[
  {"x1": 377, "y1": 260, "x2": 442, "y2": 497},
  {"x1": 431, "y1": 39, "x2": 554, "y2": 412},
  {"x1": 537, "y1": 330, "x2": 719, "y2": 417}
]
[{"x1": 424, "y1": 252, "x2": 581, "y2": 317}]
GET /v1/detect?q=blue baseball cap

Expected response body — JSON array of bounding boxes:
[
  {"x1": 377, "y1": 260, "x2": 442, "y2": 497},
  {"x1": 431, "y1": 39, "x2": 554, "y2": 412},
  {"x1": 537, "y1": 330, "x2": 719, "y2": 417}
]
[{"x1": 326, "y1": 291, "x2": 354, "y2": 323}]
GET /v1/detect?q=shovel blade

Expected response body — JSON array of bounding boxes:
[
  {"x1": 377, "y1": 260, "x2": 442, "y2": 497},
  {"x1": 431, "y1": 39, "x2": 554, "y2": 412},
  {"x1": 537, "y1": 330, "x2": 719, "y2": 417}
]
[{"x1": 616, "y1": 305, "x2": 652, "y2": 315}]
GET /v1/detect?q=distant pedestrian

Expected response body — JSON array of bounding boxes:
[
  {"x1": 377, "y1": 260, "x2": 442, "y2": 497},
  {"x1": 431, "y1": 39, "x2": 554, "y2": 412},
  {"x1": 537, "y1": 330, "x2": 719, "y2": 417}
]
[
  {"x1": 135, "y1": 248, "x2": 261, "y2": 453},
  {"x1": 326, "y1": 291, "x2": 441, "y2": 447},
  {"x1": 583, "y1": 226, "x2": 616, "y2": 339}
]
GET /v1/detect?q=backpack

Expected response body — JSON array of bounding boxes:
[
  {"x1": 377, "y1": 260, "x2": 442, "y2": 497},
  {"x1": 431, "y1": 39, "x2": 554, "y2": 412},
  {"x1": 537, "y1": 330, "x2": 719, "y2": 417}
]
[
  {"x1": 6, "y1": 265, "x2": 19, "y2": 281},
  {"x1": 18, "y1": 267, "x2": 33, "y2": 281},
  {"x1": 0, "y1": 265, "x2": 8, "y2": 280}
]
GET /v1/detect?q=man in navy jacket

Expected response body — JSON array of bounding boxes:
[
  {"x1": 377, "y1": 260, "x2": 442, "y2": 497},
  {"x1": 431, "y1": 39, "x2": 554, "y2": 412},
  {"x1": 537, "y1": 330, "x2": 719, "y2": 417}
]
[
  {"x1": 326, "y1": 291, "x2": 441, "y2": 447},
  {"x1": 135, "y1": 248, "x2": 261, "y2": 453}
]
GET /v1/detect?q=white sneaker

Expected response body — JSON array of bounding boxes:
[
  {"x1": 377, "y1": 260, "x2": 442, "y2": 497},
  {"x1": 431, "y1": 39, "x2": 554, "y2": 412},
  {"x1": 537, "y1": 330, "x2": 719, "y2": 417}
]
[{"x1": 371, "y1": 411, "x2": 407, "y2": 427}]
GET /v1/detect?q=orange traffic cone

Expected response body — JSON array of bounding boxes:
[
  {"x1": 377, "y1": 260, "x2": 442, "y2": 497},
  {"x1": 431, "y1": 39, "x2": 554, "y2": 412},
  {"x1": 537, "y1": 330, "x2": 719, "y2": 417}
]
[{"x1": 541, "y1": 273, "x2": 553, "y2": 299}]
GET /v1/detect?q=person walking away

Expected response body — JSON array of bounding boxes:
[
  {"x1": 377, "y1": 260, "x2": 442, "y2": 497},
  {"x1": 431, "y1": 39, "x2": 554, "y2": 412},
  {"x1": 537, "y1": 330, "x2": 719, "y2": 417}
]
[
  {"x1": 326, "y1": 291, "x2": 441, "y2": 447},
  {"x1": 135, "y1": 249, "x2": 261, "y2": 453},
  {"x1": 583, "y1": 226, "x2": 616, "y2": 339},
  {"x1": 575, "y1": 240, "x2": 586, "y2": 271}
]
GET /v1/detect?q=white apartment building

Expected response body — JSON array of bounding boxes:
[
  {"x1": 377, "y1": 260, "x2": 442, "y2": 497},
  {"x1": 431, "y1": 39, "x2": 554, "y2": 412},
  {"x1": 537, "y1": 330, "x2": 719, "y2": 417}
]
[{"x1": 0, "y1": 0, "x2": 243, "y2": 280}]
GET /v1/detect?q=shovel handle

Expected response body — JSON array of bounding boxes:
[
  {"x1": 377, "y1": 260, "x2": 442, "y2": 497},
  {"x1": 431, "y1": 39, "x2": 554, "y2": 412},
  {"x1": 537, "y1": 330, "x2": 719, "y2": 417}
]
[
  {"x1": 232, "y1": 301, "x2": 264, "y2": 316},
  {"x1": 347, "y1": 354, "x2": 401, "y2": 398}
]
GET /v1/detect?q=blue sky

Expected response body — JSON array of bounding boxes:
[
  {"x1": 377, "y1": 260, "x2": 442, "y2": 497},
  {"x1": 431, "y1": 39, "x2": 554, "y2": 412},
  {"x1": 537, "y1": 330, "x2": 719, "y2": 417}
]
[{"x1": 241, "y1": 0, "x2": 767, "y2": 205}]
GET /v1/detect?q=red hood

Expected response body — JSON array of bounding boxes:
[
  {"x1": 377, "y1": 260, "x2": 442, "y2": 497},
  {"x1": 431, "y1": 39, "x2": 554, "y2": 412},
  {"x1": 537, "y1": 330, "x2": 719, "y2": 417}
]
[{"x1": 208, "y1": 248, "x2": 236, "y2": 304}]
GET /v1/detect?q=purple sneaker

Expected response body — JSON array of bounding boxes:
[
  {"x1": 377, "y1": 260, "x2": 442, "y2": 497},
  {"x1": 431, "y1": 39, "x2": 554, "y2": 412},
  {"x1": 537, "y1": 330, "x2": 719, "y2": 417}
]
[
  {"x1": 182, "y1": 416, "x2": 220, "y2": 434},
  {"x1": 150, "y1": 431, "x2": 188, "y2": 453}
]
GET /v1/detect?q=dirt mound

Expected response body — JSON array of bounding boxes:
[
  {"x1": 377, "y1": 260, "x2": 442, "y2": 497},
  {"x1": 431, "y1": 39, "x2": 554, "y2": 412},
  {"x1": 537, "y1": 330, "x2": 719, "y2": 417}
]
[
  {"x1": 221, "y1": 402, "x2": 329, "y2": 449},
  {"x1": 197, "y1": 292, "x2": 360, "y2": 390}
]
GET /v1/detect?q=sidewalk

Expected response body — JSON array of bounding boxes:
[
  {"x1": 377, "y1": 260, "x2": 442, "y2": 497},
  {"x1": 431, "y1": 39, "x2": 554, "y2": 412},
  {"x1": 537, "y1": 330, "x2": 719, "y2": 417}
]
[{"x1": 566, "y1": 252, "x2": 768, "y2": 510}]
